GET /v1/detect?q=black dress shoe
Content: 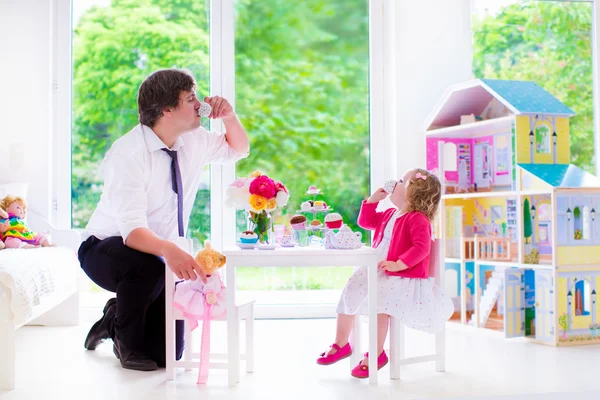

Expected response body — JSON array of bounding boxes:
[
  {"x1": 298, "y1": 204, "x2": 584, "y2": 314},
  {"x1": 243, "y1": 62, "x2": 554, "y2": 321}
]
[
  {"x1": 84, "y1": 297, "x2": 116, "y2": 350},
  {"x1": 113, "y1": 337, "x2": 158, "y2": 371}
]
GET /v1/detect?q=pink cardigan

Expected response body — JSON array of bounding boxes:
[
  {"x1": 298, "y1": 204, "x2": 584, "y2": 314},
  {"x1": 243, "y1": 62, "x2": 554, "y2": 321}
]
[{"x1": 357, "y1": 200, "x2": 431, "y2": 279}]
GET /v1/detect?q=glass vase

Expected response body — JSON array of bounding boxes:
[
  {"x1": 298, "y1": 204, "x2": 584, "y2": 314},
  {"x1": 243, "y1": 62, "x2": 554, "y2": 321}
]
[{"x1": 248, "y1": 211, "x2": 272, "y2": 244}]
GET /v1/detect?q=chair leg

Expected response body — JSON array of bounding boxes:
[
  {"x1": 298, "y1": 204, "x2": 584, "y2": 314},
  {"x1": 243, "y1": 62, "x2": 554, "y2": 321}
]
[
  {"x1": 245, "y1": 306, "x2": 254, "y2": 373},
  {"x1": 435, "y1": 329, "x2": 445, "y2": 372},
  {"x1": 184, "y1": 320, "x2": 193, "y2": 371},
  {"x1": 389, "y1": 317, "x2": 403, "y2": 380}
]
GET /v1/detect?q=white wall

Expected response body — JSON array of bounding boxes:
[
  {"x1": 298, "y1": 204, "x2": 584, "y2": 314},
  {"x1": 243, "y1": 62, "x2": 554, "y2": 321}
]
[
  {"x1": 393, "y1": 0, "x2": 473, "y2": 176},
  {"x1": 0, "y1": 0, "x2": 54, "y2": 220},
  {"x1": 0, "y1": 0, "x2": 473, "y2": 223}
]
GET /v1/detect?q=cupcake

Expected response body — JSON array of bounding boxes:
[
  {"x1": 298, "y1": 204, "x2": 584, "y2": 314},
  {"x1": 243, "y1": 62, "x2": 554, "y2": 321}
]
[
  {"x1": 324, "y1": 213, "x2": 343, "y2": 229},
  {"x1": 301, "y1": 201, "x2": 312, "y2": 211},
  {"x1": 290, "y1": 215, "x2": 307, "y2": 230},
  {"x1": 310, "y1": 220, "x2": 322, "y2": 230},
  {"x1": 306, "y1": 185, "x2": 321, "y2": 195},
  {"x1": 314, "y1": 201, "x2": 325, "y2": 211},
  {"x1": 240, "y1": 230, "x2": 258, "y2": 244}
]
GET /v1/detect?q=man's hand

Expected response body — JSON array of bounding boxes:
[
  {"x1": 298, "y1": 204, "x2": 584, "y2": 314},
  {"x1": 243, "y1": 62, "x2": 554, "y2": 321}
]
[
  {"x1": 204, "y1": 96, "x2": 235, "y2": 120},
  {"x1": 162, "y1": 241, "x2": 207, "y2": 283},
  {"x1": 367, "y1": 188, "x2": 388, "y2": 204},
  {"x1": 377, "y1": 260, "x2": 408, "y2": 272}
]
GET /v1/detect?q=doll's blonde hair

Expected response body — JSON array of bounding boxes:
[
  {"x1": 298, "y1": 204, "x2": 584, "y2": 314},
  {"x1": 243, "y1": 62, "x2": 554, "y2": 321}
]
[
  {"x1": 0, "y1": 195, "x2": 27, "y2": 217},
  {"x1": 404, "y1": 168, "x2": 441, "y2": 222}
]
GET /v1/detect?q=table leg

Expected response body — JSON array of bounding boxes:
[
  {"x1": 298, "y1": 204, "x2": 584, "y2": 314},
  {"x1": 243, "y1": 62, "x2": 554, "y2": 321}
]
[{"x1": 367, "y1": 261, "x2": 378, "y2": 385}]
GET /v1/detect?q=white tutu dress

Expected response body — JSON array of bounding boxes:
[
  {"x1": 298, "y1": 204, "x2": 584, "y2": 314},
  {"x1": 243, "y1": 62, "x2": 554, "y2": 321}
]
[{"x1": 336, "y1": 211, "x2": 453, "y2": 333}]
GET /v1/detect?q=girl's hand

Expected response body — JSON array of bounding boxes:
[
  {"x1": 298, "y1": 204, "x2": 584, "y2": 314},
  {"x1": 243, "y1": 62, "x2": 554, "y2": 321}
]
[
  {"x1": 367, "y1": 188, "x2": 387, "y2": 203},
  {"x1": 377, "y1": 260, "x2": 408, "y2": 272},
  {"x1": 0, "y1": 208, "x2": 8, "y2": 219}
]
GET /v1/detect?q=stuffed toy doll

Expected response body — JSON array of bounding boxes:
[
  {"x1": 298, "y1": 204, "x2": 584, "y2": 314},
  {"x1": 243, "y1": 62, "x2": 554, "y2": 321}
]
[
  {"x1": 0, "y1": 195, "x2": 53, "y2": 249},
  {"x1": 173, "y1": 240, "x2": 227, "y2": 384}
]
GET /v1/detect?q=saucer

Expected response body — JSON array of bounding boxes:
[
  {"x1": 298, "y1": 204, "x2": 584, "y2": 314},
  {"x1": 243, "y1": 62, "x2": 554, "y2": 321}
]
[
  {"x1": 256, "y1": 243, "x2": 279, "y2": 250},
  {"x1": 280, "y1": 243, "x2": 297, "y2": 248},
  {"x1": 236, "y1": 242, "x2": 256, "y2": 250}
]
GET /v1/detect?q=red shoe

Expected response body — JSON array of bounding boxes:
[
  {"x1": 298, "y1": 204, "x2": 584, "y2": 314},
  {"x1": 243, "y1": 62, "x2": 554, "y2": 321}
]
[
  {"x1": 350, "y1": 350, "x2": 388, "y2": 379},
  {"x1": 317, "y1": 343, "x2": 352, "y2": 365}
]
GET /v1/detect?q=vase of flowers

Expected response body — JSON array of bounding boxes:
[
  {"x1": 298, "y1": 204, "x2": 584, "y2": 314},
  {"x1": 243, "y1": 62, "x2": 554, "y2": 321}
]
[{"x1": 225, "y1": 171, "x2": 289, "y2": 244}]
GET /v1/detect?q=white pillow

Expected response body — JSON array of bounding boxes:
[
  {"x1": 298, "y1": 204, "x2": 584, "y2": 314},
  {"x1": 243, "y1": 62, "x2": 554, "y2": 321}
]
[{"x1": 0, "y1": 182, "x2": 29, "y2": 202}]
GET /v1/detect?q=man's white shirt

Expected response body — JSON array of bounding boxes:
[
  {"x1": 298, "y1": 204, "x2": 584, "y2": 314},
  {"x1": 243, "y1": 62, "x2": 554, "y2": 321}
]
[{"x1": 85, "y1": 124, "x2": 247, "y2": 243}]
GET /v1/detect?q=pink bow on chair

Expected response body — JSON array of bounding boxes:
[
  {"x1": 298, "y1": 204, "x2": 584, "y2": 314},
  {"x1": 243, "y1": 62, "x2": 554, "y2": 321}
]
[{"x1": 415, "y1": 172, "x2": 427, "y2": 181}]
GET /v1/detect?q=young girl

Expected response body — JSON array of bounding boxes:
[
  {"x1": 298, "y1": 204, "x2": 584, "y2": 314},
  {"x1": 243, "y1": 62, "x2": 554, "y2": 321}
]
[
  {"x1": 317, "y1": 168, "x2": 453, "y2": 378},
  {"x1": 0, "y1": 195, "x2": 53, "y2": 248}
]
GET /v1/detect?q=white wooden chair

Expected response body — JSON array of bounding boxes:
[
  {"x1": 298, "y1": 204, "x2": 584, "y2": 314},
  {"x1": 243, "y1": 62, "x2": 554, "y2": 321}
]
[
  {"x1": 165, "y1": 237, "x2": 255, "y2": 384},
  {"x1": 389, "y1": 239, "x2": 445, "y2": 379},
  {"x1": 351, "y1": 239, "x2": 445, "y2": 379}
]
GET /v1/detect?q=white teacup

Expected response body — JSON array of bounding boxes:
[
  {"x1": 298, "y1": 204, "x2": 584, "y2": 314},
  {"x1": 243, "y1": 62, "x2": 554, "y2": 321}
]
[{"x1": 281, "y1": 234, "x2": 295, "y2": 245}]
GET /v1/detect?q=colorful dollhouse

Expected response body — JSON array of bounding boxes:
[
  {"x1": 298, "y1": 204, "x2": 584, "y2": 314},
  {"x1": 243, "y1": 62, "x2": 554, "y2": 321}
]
[{"x1": 424, "y1": 79, "x2": 600, "y2": 345}]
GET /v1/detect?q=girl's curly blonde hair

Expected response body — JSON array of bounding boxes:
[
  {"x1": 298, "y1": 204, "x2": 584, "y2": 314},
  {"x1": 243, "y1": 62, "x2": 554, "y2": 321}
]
[
  {"x1": 0, "y1": 195, "x2": 27, "y2": 217},
  {"x1": 404, "y1": 168, "x2": 441, "y2": 222}
]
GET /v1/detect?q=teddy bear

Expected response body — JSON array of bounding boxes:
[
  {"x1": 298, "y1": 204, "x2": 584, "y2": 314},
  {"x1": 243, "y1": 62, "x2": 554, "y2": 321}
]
[
  {"x1": 173, "y1": 240, "x2": 227, "y2": 323},
  {"x1": 172, "y1": 240, "x2": 227, "y2": 384}
]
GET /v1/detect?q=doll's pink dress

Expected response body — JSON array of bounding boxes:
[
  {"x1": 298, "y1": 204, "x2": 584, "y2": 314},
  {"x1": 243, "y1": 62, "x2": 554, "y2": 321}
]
[{"x1": 172, "y1": 272, "x2": 227, "y2": 383}]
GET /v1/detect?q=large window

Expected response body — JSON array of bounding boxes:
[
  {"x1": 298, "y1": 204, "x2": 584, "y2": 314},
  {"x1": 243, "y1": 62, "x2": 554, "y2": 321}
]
[
  {"x1": 233, "y1": 0, "x2": 370, "y2": 308},
  {"x1": 69, "y1": 0, "x2": 371, "y2": 315},
  {"x1": 71, "y1": 0, "x2": 212, "y2": 299},
  {"x1": 472, "y1": 0, "x2": 595, "y2": 173}
]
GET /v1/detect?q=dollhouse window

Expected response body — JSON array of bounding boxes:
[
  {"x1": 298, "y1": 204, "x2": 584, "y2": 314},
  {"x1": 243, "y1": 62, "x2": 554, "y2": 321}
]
[
  {"x1": 443, "y1": 143, "x2": 458, "y2": 172},
  {"x1": 573, "y1": 206, "x2": 583, "y2": 240},
  {"x1": 583, "y1": 206, "x2": 591, "y2": 240},
  {"x1": 538, "y1": 203, "x2": 550, "y2": 221},
  {"x1": 575, "y1": 280, "x2": 591, "y2": 316},
  {"x1": 535, "y1": 123, "x2": 551, "y2": 154}
]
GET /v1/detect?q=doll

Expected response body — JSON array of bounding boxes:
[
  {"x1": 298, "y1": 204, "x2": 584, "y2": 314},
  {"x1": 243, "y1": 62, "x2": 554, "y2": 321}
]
[
  {"x1": 0, "y1": 195, "x2": 53, "y2": 249},
  {"x1": 172, "y1": 240, "x2": 227, "y2": 384}
]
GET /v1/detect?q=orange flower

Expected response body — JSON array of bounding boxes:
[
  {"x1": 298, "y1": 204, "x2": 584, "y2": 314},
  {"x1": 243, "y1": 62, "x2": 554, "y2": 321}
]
[
  {"x1": 265, "y1": 198, "x2": 277, "y2": 211},
  {"x1": 249, "y1": 194, "x2": 267, "y2": 211}
]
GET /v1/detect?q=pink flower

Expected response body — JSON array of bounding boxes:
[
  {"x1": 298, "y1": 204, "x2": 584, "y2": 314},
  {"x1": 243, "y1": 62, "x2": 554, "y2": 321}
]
[
  {"x1": 275, "y1": 181, "x2": 288, "y2": 194},
  {"x1": 249, "y1": 175, "x2": 276, "y2": 199},
  {"x1": 230, "y1": 178, "x2": 247, "y2": 188}
]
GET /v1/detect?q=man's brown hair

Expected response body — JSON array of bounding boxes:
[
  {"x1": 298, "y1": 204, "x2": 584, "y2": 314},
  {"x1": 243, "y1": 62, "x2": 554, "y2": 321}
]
[{"x1": 137, "y1": 69, "x2": 196, "y2": 128}]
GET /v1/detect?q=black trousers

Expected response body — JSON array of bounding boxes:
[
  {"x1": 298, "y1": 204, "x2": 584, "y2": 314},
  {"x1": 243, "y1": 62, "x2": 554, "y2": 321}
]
[{"x1": 78, "y1": 236, "x2": 184, "y2": 367}]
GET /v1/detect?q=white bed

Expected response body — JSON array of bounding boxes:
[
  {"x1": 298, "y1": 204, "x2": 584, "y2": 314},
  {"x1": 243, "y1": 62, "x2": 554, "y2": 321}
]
[{"x1": 0, "y1": 210, "x2": 81, "y2": 390}]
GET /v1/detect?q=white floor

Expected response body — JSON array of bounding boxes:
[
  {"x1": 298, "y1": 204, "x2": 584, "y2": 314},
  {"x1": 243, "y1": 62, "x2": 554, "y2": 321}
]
[{"x1": 3, "y1": 317, "x2": 600, "y2": 400}]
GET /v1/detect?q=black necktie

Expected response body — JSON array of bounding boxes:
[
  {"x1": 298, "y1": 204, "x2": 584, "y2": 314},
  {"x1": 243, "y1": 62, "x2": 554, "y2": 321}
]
[{"x1": 162, "y1": 148, "x2": 184, "y2": 237}]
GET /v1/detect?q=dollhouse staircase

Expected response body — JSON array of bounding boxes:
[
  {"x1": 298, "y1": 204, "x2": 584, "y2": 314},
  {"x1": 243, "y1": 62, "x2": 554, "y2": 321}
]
[{"x1": 470, "y1": 269, "x2": 505, "y2": 327}]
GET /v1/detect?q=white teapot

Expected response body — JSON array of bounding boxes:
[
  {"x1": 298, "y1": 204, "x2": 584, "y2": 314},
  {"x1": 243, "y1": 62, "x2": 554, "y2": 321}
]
[{"x1": 325, "y1": 224, "x2": 362, "y2": 250}]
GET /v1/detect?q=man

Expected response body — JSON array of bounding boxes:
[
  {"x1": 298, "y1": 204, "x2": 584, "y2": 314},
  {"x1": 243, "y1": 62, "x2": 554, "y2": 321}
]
[{"x1": 78, "y1": 69, "x2": 249, "y2": 371}]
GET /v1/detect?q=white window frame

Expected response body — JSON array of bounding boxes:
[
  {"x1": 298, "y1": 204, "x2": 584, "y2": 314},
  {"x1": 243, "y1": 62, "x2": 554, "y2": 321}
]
[
  {"x1": 54, "y1": 0, "x2": 389, "y2": 236},
  {"x1": 54, "y1": 0, "x2": 389, "y2": 318}
]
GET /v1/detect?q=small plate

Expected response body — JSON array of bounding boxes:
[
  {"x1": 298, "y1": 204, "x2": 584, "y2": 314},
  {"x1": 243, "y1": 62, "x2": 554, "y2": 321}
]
[
  {"x1": 256, "y1": 243, "x2": 279, "y2": 250},
  {"x1": 280, "y1": 243, "x2": 297, "y2": 248},
  {"x1": 236, "y1": 242, "x2": 256, "y2": 250}
]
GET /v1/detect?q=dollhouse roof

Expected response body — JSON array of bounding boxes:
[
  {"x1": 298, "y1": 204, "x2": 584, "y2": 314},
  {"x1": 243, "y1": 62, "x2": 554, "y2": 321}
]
[
  {"x1": 481, "y1": 79, "x2": 575, "y2": 116},
  {"x1": 518, "y1": 163, "x2": 600, "y2": 188},
  {"x1": 423, "y1": 79, "x2": 575, "y2": 131}
]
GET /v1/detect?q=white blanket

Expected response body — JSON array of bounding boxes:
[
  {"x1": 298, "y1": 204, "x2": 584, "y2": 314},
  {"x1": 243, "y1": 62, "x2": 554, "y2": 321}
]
[{"x1": 0, "y1": 246, "x2": 79, "y2": 326}]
